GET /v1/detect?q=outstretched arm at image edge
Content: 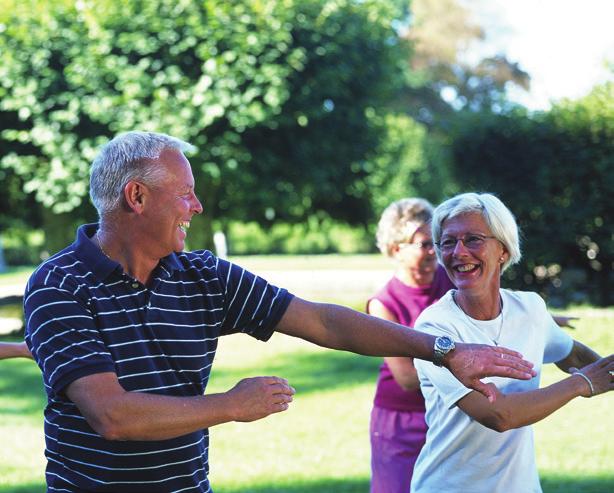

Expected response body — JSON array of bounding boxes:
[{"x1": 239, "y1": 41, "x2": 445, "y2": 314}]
[{"x1": 0, "y1": 341, "x2": 33, "y2": 360}]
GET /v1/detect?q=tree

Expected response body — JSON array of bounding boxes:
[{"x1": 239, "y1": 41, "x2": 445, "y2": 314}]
[
  {"x1": 447, "y1": 82, "x2": 614, "y2": 306},
  {"x1": 0, "y1": 0, "x2": 414, "y2": 251},
  {"x1": 400, "y1": 0, "x2": 530, "y2": 126}
]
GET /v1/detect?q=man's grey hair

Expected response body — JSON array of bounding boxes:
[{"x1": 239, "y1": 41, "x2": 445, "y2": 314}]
[
  {"x1": 90, "y1": 131, "x2": 195, "y2": 216},
  {"x1": 431, "y1": 192, "x2": 521, "y2": 274},
  {"x1": 376, "y1": 198, "x2": 434, "y2": 257}
]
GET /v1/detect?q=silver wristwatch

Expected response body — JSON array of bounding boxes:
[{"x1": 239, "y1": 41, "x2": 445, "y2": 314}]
[{"x1": 433, "y1": 335, "x2": 455, "y2": 367}]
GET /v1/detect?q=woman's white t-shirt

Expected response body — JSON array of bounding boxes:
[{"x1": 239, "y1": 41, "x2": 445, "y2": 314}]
[{"x1": 412, "y1": 289, "x2": 573, "y2": 493}]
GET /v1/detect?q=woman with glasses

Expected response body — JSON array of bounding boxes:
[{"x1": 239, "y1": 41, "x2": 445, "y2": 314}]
[
  {"x1": 411, "y1": 192, "x2": 613, "y2": 493},
  {"x1": 367, "y1": 198, "x2": 454, "y2": 493}
]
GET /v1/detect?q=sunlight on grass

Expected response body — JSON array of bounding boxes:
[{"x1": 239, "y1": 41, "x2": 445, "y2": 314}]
[
  {"x1": 535, "y1": 307, "x2": 613, "y2": 487},
  {"x1": 0, "y1": 359, "x2": 46, "y2": 491},
  {"x1": 0, "y1": 292, "x2": 611, "y2": 492},
  {"x1": 208, "y1": 334, "x2": 376, "y2": 491}
]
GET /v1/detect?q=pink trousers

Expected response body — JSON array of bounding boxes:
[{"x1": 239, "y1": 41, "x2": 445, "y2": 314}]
[{"x1": 370, "y1": 406, "x2": 427, "y2": 493}]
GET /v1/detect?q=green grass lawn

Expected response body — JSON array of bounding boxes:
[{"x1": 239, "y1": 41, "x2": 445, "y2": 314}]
[
  {"x1": 0, "y1": 261, "x2": 612, "y2": 492},
  {"x1": 208, "y1": 306, "x2": 614, "y2": 493}
]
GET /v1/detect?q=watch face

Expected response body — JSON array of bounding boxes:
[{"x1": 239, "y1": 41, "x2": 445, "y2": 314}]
[
  {"x1": 436, "y1": 336, "x2": 454, "y2": 351},
  {"x1": 433, "y1": 336, "x2": 454, "y2": 366}
]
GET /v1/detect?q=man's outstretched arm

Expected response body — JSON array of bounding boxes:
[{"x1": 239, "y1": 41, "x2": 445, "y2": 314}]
[
  {"x1": 275, "y1": 297, "x2": 536, "y2": 402},
  {"x1": 0, "y1": 341, "x2": 32, "y2": 360}
]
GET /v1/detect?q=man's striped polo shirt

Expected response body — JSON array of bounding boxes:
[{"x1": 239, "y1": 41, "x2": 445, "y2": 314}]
[{"x1": 25, "y1": 223, "x2": 293, "y2": 492}]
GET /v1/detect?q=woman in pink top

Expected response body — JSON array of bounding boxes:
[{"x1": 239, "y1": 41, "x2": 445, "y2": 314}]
[{"x1": 368, "y1": 198, "x2": 453, "y2": 493}]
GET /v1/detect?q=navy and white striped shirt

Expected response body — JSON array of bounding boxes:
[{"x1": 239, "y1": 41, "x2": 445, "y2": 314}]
[{"x1": 25, "y1": 224, "x2": 293, "y2": 492}]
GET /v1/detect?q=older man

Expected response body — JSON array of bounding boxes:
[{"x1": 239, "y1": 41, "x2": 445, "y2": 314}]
[{"x1": 25, "y1": 132, "x2": 535, "y2": 492}]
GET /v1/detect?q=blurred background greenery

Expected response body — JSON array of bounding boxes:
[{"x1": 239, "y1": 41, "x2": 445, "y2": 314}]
[{"x1": 0, "y1": 0, "x2": 612, "y2": 307}]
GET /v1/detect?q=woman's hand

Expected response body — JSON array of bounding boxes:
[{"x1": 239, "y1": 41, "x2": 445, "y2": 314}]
[{"x1": 569, "y1": 354, "x2": 614, "y2": 398}]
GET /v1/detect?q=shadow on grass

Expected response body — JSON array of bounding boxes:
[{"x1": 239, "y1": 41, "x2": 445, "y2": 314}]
[
  {"x1": 210, "y1": 349, "x2": 380, "y2": 396},
  {"x1": 214, "y1": 477, "x2": 369, "y2": 493},
  {"x1": 541, "y1": 474, "x2": 614, "y2": 493},
  {"x1": 0, "y1": 358, "x2": 45, "y2": 416}
]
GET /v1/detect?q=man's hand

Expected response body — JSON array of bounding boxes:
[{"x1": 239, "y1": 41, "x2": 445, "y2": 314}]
[
  {"x1": 226, "y1": 376, "x2": 296, "y2": 422},
  {"x1": 444, "y1": 343, "x2": 536, "y2": 403}
]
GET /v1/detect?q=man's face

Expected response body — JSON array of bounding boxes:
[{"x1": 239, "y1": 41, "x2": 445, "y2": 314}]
[{"x1": 142, "y1": 148, "x2": 203, "y2": 256}]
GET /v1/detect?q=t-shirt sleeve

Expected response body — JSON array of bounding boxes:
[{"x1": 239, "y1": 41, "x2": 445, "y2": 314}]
[
  {"x1": 215, "y1": 257, "x2": 294, "y2": 341},
  {"x1": 25, "y1": 277, "x2": 116, "y2": 395},
  {"x1": 537, "y1": 299, "x2": 574, "y2": 364},
  {"x1": 414, "y1": 315, "x2": 473, "y2": 409}
]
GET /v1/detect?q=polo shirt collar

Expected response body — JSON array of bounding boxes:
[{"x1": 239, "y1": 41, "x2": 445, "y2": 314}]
[{"x1": 75, "y1": 223, "x2": 186, "y2": 281}]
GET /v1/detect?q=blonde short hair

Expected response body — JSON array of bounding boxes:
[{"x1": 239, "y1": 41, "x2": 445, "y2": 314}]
[
  {"x1": 376, "y1": 198, "x2": 434, "y2": 257},
  {"x1": 431, "y1": 192, "x2": 521, "y2": 273}
]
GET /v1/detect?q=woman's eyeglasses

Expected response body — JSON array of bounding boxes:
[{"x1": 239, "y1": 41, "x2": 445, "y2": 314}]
[{"x1": 436, "y1": 234, "x2": 497, "y2": 252}]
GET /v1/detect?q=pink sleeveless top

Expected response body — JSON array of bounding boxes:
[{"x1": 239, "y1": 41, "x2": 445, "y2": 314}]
[{"x1": 369, "y1": 266, "x2": 454, "y2": 412}]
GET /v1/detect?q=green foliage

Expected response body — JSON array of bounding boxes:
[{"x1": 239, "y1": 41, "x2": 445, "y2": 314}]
[
  {"x1": 1, "y1": 224, "x2": 68, "y2": 269},
  {"x1": 226, "y1": 216, "x2": 372, "y2": 255},
  {"x1": 447, "y1": 82, "x2": 614, "y2": 305},
  {"x1": 0, "y1": 167, "x2": 42, "y2": 232},
  {"x1": 364, "y1": 112, "x2": 447, "y2": 214},
  {"x1": 0, "y1": 0, "x2": 422, "y2": 249}
]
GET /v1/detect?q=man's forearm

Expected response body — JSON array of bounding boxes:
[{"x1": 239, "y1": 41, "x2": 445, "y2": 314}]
[
  {"x1": 67, "y1": 373, "x2": 294, "y2": 441},
  {"x1": 321, "y1": 303, "x2": 436, "y2": 359},
  {"x1": 107, "y1": 392, "x2": 244, "y2": 440},
  {"x1": 276, "y1": 298, "x2": 436, "y2": 360},
  {"x1": 67, "y1": 374, "x2": 235, "y2": 441},
  {"x1": 0, "y1": 342, "x2": 32, "y2": 360}
]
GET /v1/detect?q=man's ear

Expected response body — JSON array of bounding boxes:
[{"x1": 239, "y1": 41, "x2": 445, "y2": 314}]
[{"x1": 124, "y1": 181, "x2": 148, "y2": 213}]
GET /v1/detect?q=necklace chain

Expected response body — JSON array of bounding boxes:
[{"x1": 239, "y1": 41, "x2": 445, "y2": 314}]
[
  {"x1": 95, "y1": 231, "x2": 112, "y2": 260},
  {"x1": 452, "y1": 291, "x2": 504, "y2": 346}
]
